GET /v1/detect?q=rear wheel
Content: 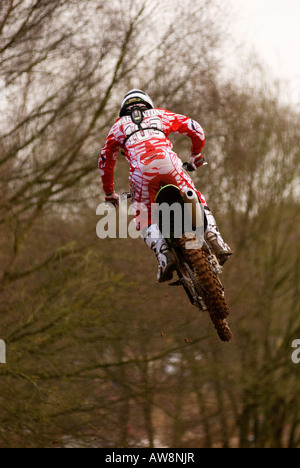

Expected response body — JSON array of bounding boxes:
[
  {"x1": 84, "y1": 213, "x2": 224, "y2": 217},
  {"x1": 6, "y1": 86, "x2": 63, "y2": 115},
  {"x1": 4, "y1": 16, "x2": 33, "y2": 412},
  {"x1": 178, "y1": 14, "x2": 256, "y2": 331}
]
[{"x1": 175, "y1": 235, "x2": 232, "y2": 342}]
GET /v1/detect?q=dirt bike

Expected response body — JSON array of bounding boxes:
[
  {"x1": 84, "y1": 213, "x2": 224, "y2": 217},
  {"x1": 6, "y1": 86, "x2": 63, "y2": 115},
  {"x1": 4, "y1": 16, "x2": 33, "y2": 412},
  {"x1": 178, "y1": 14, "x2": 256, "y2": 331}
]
[
  {"x1": 153, "y1": 169, "x2": 232, "y2": 342},
  {"x1": 120, "y1": 164, "x2": 232, "y2": 342}
]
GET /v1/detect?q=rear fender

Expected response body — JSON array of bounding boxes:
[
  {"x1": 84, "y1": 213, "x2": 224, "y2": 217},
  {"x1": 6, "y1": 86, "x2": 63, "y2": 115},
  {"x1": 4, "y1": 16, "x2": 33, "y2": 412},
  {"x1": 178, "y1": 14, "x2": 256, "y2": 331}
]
[
  {"x1": 154, "y1": 185, "x2": 184, "y2": 241},
  {"x1": 154, "y1": 184, "x2": 183, "y2": 205},
  {"x1": 154, "y1": 185, "x2": 204, "y2": 246}
]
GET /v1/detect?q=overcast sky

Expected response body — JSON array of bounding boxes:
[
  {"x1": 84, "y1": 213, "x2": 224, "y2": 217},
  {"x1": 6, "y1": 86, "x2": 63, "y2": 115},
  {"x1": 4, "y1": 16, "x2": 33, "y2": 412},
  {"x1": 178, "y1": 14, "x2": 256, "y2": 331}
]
[{"x1": 228, "y1": 0, "x2": 300, "y2": 105}]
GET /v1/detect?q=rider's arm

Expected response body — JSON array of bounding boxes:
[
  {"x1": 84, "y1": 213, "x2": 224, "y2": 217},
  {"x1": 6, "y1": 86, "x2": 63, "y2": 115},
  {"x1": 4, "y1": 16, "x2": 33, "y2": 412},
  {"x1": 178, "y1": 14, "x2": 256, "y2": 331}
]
[
  {"x1": 99, "y1": 122, "x2": 121, "y2": 195},
  {"x1": 163, "y1": 110, "x2": 205, "y2": 155}
]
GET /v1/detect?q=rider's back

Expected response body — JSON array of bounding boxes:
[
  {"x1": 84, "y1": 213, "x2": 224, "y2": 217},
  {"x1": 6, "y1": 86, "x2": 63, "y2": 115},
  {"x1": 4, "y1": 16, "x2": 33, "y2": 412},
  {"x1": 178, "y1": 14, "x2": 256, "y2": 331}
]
[{"x1": 101, "y1": 108, "x2": 205, "y2": 170}]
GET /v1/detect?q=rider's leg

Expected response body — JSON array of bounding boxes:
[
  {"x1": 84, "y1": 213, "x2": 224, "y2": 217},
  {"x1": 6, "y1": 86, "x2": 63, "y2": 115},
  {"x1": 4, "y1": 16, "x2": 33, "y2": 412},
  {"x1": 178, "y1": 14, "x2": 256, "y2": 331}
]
[
  {"x1": 144, "y1": 224, "x2": 176, "y2": 283},
  {"x1": 204, "y1": 207, "x2": 233, "y2": 265},
  {"x1": 129, "y1": 172, "x2": 175, "y2": 283},
  {"x1": 166, "y1": 155, "x2": 233, "y2": 265}
]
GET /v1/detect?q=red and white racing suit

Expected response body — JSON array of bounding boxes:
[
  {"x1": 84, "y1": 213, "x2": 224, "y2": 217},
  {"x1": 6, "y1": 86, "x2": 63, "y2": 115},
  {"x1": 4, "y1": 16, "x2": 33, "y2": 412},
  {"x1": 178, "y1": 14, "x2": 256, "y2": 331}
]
[{"x1": 99, "y1": 108, "x2": 207, "y2": 230}]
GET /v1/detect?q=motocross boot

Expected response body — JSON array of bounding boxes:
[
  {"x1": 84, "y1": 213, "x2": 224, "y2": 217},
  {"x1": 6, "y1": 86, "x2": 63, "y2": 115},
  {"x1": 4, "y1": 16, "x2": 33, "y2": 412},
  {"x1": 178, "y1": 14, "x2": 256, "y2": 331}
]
[
  {"x1": 144, "y1": 224, "x2": 176, "y2": 283},
  {"x1": 204, "y1": 207, "x2": 233, "y2": 265}
]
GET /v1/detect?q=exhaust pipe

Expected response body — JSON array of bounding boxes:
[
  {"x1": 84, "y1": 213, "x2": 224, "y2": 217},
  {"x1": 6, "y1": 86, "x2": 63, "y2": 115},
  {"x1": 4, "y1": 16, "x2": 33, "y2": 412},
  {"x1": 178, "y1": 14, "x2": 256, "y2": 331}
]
[{"x1": 182, "y1": 188, "x2": 204, "y2": 231}]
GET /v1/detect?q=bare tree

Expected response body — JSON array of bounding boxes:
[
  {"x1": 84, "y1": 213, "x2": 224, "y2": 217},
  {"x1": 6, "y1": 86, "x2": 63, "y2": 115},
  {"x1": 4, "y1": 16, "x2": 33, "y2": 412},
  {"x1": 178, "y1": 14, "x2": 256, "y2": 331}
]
[{"x1": 0, "y1": 0, "x2": 299, "y2": 449}]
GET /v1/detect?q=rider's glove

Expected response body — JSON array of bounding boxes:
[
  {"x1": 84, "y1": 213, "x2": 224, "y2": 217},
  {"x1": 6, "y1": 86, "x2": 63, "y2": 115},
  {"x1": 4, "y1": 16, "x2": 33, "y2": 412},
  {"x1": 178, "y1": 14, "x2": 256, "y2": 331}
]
[
  {"x1": 189, "y1": 153, "x2": 207, "y2": 171},
  {"x1": 105, "y1": 191, "x2": 119, "y2": 207}
]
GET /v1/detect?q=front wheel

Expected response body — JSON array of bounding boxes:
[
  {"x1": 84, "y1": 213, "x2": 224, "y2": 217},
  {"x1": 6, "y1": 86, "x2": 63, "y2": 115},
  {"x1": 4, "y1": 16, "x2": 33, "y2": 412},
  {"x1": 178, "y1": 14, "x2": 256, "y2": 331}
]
[{"x1": 175, "y1": 235, "x2": 232, "y2": 342}]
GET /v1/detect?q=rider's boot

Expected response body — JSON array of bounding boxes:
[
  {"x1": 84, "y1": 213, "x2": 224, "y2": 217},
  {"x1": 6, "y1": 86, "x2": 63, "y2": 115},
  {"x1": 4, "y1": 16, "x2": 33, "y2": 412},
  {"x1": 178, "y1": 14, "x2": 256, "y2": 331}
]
[
  {"x1": 204, "y1": 207, "x2": 233, "y2": 265},
  {"x1": 144, "y1": 224, "x2": 176, "y2": 283}
]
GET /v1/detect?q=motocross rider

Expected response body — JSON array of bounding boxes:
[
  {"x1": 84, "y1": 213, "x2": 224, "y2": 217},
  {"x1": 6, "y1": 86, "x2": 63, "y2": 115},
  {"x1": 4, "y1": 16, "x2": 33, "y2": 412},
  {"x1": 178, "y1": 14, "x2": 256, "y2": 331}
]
[{"x1": 99, "y1": 89, "x2": 232, "y2": 282}]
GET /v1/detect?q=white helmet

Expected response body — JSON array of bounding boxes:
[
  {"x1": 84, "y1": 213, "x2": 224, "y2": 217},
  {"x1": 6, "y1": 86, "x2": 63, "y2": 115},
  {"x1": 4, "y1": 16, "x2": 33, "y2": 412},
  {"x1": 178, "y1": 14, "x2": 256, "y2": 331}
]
[{"x1": 119, "y1": 89, "x2": 154, "y2": 117}]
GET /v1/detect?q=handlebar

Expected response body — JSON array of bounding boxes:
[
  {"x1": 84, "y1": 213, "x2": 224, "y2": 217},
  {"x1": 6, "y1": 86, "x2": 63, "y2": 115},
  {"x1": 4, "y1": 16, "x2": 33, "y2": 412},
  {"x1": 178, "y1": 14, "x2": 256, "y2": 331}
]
[
  {"x1": 182, "y1": 161, "x2": 196, "y2": 172},
  {"x1": 120, "y1": 191, "x2": 131, "y2": 200},
  {"x1": 110, "y1": 192, "x2": 131, "y2": 204}
]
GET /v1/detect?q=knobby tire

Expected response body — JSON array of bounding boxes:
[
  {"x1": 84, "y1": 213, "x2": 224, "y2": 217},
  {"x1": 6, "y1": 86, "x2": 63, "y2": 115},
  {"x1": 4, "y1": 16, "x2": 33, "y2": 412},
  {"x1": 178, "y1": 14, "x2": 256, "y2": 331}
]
[{"x1": 176, "y1": 235, "x2": 232, "y2": 342}]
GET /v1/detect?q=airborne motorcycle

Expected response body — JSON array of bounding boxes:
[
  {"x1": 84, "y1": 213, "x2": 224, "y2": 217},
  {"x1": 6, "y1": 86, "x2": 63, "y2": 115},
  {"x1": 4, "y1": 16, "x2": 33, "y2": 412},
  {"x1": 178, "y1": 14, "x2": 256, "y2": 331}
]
[
  {"x1": 122, "y1": 164, "x2": 232, "y2": 342},
  {"x1": 153, "y1": 167, "x2": 232, "y2": 342}
]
